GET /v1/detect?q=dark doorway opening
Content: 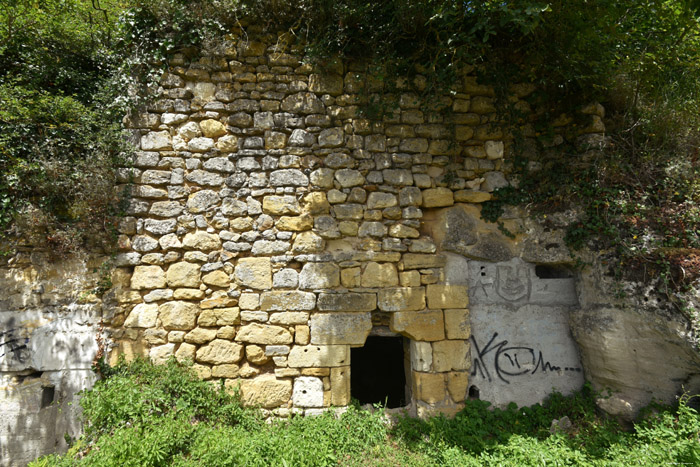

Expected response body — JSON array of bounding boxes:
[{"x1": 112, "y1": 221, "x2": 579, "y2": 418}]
[{"x1": 351, "y1": 336, "x2": 406, "y2": 408}]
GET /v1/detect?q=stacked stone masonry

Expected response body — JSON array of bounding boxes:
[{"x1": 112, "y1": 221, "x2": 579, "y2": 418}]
[{"x1": 110, "y1": 33, "x2": 606, "y2": 417}]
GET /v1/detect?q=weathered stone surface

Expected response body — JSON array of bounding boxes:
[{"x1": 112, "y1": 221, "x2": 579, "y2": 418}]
[
  {"x1": 200, "y1": 119, "x2": 226, "y2": 137},
  {"x1": 185, "y1": 327, "x2": 217, "y2": 344},
  {"x1": 422, "y1": 188, "x2": 454, "y2": 208},
  {"x1": 331, "y1": 366, "x2": 350, "y2": 406},
  {"x1": 317, "y1": 293, "x2": 377, "y2": 312},
  {"x1": 150, "y1": 343, "x2": 176, "y2": 365},
  {"x1": 270, "y1": 169, "x2": 308, "y2": 186},
  {"x1": 377, "y1": 287, "x2": 426, "y2": 312},
  {"x1": 412, "y1": 371, "x2": 446, "y2": 404},
  {"x1": 277, "y1": 214, "x2": 313, "y2": 231},
  {"x1": 259, "y1": 291, "x2": 316, "y2": 311},
  {"x1": 292, "y1": 231, "x2": 324, "y2": 253},
  {"x1": 309, "y1": 73, "x2": 344, "y2": 95},
  {"x1": 361, "y1": 262, "x2": 398, "y2": 287},
  {"x1": 454, "y1": 190, "x2": 492, "y2": 203},
  {"x1": 402, "y1": 254, "x2": 446, "y2": 270},
  {"x1": 444, "y1": 309, "x2": 470, "y2": 339},
  {"x1": 196, "y1": 339, "x2": 243, "y2": 364},
  {"x1": 281, "y1": 92, "x2": 325, "y2": 114},
  {"x1": 235, "y1": 323, "x2": 293, "y2": 345},
  {"x1": 287, "y1": 345, "x2": 349, "y2": 367},
  {"x1": 198, "y1": 307, "x2": 240, "y2": 326},
  {"x1": 447, "y1": 372, "x2": 469, "y2": 403},
  {"x1": 183, "y1": 232, "x2": 221, "y2": 251},
  {"x1": 202, "y1": 270, "x2": 230, "y2": 287},
  {"x1": 186, "y1": 190, "x2": 221, "y2": 213},
  {"x1": 239, "y1": 375, "x2": 292, "y2": 408},
  {"x1": 310, "y1": 312, "x2": 372, "y2": 345},
  {"x1": 131, "y1": 265, "x2": 166, "y2": 290},
  {"x1": 299, "y1": 262, "x2": 340, "y2": 289},
  {"x1": 391, "y1": 310, "x2": 445, "y2": 341},
  {"x1": 159, "y1": 301, "x2": 199, "y2": 330},
  {"x1": 410, "y1": 340, "x2": 433, "y2": 372},
  {"x1": 263, "y1": 195, "x2": 301, "y2": 215},
  {"x1": 432, "y1": 340, "x2": 470, "y2": 372},
  {"x1": 235, "y1": 257, "x2": 272, "y2": 290},
  {"x1": 141, "y1": 131, "x2": 171, "y2": 150},
  {"x1": 426, "y1": 285, "x2": 469, "y2": 309},
  {"x1": 166, "y1": 262, "x2": 201, "y2": 288},
  {"x1": 293, "y1": 376, "x2": 324, "y2": 407},
  {"x1": 125, "y1": 303, "x2": 159, "y2": 328}
]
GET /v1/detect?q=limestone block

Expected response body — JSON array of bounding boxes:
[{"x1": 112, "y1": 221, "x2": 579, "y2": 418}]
[
  {"x1": 234, "y1": 257, "x2": 272, "y2": 290},
  {"x1": 174, "y1": 288, "x2": 205, "y2": 300},
  {"x1": 287, "y1": 345, "x2": 349, "y2": 367},
  {"x1": 124, "y1": 303, "x2": 159, "y2": 328},
  {"x1": 166, "y1": 262, "x2": 201, "y2": 288},
  {"x1": 432, "y1": 340, "x2": 470, "y2": 372},
  {"x1": 269, "y1": 312, "x2": 309, "y2": 325},
  {"x1": 159, "y1": 301, "x2": 199, "y2": 330},
  {"x1": 272, "y1": 269, "x2": 299, "y2": 288},
  {"x1": 186, "y1": 190, "x2": 220, "y2": 213},
  {"x1": 391, "y1": 310, "x2": 445, "y2": 341},
  {"x1": 412, "y1": 371, "x2": 446, "y2": 404},
  {"x1": 260, "y1": 291, "x2": 316, "y2": 311},
  {"x1": 150, "y1": 343, "x2": 176, "y2": 365},
  {"x1": 333, "y1": 203, "x2": 363, "y2": 220},
  {"x1": 485, "y1": 141, "x2": 504, "y2": 160},
  {"x1": 335, "y1": 169, "x2": 364, "y2": 187},
  {"x1": 454, "y1": 190, "x2": 492, "y2": 203},
  {"x1": 289, "y1": 128, "x2": 316, "y2": 146},
  {"x1": 235, "y1": 323, "x2": 293, "y2": 345},
  {"x1": 330, "y1": 366, "x2": 350, "y2": 406},
  {"x1": 277, "y1": 214, "x2": 313, "y2": 231},
  {"x1": 217, "y1": 135, "x2": 239, "y2": 152},
  {"x1": 185, "y1": 327, "x2": 217, "y2": 344},
  {"x1": 200, "y1": 291, "x2": 236, "y2": 309},
  {"x1": 238, "y1": 293, "x2": 259, "y2": 310},
  {"x1": 389, "y1": 224, "x2": 420, "y2": 238},
  {"x1": 202, "y1": 270, "x2": 230, "y2": 287},
  {"x1": 319, "y1": 128, "x2": 344, "y2": 148},
  {"x1": 131, "y1": 265, "x2": 166, "y2": 290},
  {"x1": 426, "y1": 285, "x2": 469, "y2": 309},
  {"x1": 361, "y1": 262, "x2": 398, "y2": 287},
  {"x1": 302, "y1": 192, "x2": 330, "y2": 214},
  {"x1": 358, "y1": 221, "x2": 387, "y2": 237},
  {"x1": 382, "y1": 169, "x2": 413, "y2": 186},
  {"x1": 310, "y1": 313, "x2": 372, "y2": 345},
  {"x1": 292, "y1": 231, "x2": 325, "y2": 254},
  {"x1": 299, "y1": 263, "x2": 340, "y2": 289},
  {"x1": 402, "y1": 254, "x2": 446, "y2": 270},
  {"x1": 317, "y1": 293, "x2": 376, "y2": 312},
  {"x1": 293, "y1": 376, "x2": 324, "y2": 407},
  {"x1": 188, "y1": 137, "x2": 215, "y2": 152},
  {"x1": 281, "y1": 92, "x2": 325, "y2": 114},
  {"x1": 400, "y1": 270, "x2": 421, "y2": 287},
  {"x1": 212, "y1": 364, "x2": 240, "y2": 378},
  {"x1": 262, "y1": 195, "x2": 301, "y2": 215},
  {"x1": 246, "y1": 345, "x2": 270, "y2": 365},
  {"x1": 377, "y1": 287, "x2": 426, "y2": 312},
  {"x1": 141, "y1": 131, "x2": 171, "y2": 150},
  {"x1": 410, "y1": 340, "x2": 433, "y2": 372},
  {"x1": 444, "y1": 309, "x2": 470, "y2": 339},
  {"x1": 182, "y1": 232, "x2": 222, "y2": 251},
  {"x1": 175, "y1": 342, "x2": 196, "y2": 362},
  {"x1": 198, "y1": 307, "x2": 240, "y2": 326},
  {"x1": 196, "y1": 339, "x2": 243, "y2": 364},
  {"x1": 422, "y1": 188, "x2": 454, "y2": 208},
  {"x1": 270, "y1": 169, "x2": 308, "y2": 186},
  {"x1": 455, "y1": 125, "x2": 474, "y2": 141},
  {"x1": 309, "y1": 73, "x2": 344, "y2": 96},
  {"x1": 447, "y1": 372, "x2": 469, "y2": 403},
  {"x1": 340, "y1": 267, "x2": 361, "y2": 288},
  {"x1": 239, "y1": 374, "x2": 293, "y2": 408},
  {"x1": 310, "y1": 168, "x2": 335, "y2": 188}
]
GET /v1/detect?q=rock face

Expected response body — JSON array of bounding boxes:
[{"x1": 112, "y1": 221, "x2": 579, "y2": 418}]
[{"x1": 4, "y1": 27, "x2": 698, "y2": 466}]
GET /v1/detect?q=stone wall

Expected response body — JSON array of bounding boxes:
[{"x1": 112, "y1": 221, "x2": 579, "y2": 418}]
[
  {"x1": 4, "y1": 27, "x2": 700, "y2": 466},
  {"x1": 108, "y1": 31, "x2": 605, "y2": 418}
]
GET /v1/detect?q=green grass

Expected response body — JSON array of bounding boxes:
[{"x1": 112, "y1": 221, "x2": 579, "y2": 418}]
[{"x1": 31, "y1": 358, "x2": 700, "y2": 466}]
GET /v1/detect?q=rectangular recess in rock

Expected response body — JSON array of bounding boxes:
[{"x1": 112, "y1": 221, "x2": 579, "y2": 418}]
[{"x1": 350, "y1": 335, "x2": 408, "y2": 408}]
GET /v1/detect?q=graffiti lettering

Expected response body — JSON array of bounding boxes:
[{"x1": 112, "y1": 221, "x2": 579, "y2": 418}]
[
  {"x1": 471, "y1": 333, "x2": 580, "y2": 384},
  {"x1": 0, "y1": 329, "x2": 30, "y2": 360}
]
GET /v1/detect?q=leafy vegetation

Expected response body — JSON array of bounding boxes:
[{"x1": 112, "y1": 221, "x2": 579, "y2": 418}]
[{"x1": 31, "y1": 358, "x2": 700, "y2": 466}]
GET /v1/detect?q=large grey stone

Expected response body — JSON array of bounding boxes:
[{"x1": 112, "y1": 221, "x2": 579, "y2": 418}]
[{"x1": 310, "y1": 313, "x2": 372, "y2": 345}]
